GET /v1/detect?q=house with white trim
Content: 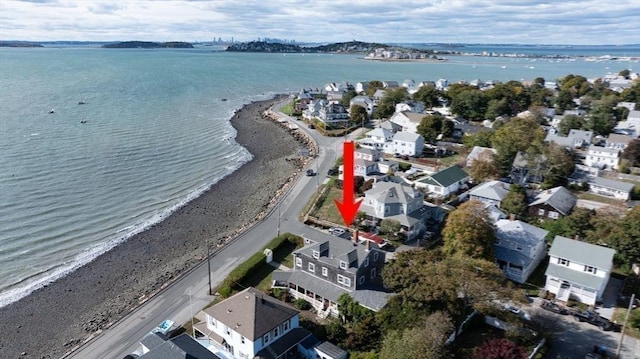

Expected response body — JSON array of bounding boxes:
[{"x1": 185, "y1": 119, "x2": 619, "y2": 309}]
[
  {"x1": 389, "y1": 111, "x2": 424, "y2": 134},
  {"x1": 587, "y1": 176, "x2": 635, "y2": 201},
  {"x1": 614, "y1": 109, "x2": 640, "y2": 137},
  {"x1": 467, "y1": 180, "x2": 511, "y2": 207},
  {"x1": 414, "y1": 165, "x2": 470, "y2": 198},
  {"x1": 528, "y1": 186, "x2": 577, "y2": 220},
  {"x1": 544, "y1": 236, "x2": 615, "y2": 305},
  {"x1": 395, "y1": 101, "x2": 425, "y2": 114},
  {"x1": 349, "y1": 95, "x2": 374, "y2": 117},
  {"x1": 494, "y1": 219, "x2": 549, "y2": 284},
  {"x1": 605, "y1": 133, "x2": 633, "y2": 150},
  {"x1": 358, "y1": 128, "x2": 393, "y2": 152}
]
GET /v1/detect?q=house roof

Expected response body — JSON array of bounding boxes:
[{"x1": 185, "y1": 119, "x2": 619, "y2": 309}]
[
  {"x1": 588, "y1": 177, "x2": 635, "y2": 192},
  {"x1": 203, "y1": 287, "x2": 298, "y2": 341},
  {"x1": 393, "y1": 131, "x2": 421, "y2": 142},
  {"x1": 587, "y1": 145, "x2": 620, "y2": 155},
  {"x1": 607, "y1": 133, "x2": 633, "y2": 145},
  {"x1": 365, "y1": 181, "x2": 422, "y2": 206},
  {"x1": 255, "y1": 327, "x2": 313, "y2": 359},
  {"x1": 469, "y1": 180, "x2": 510, "y2": 202},
  {"x1": 545, "y1": 263, "x2": 607, "y2": 291},
  {"x1": 365, "y1": 127, "x2": 392, "y2": 139},
  {"x1": 528, "y1": 186, "x2": 577, "y2": 215},
  {"x1": 314, "y1": 341, "x2": 348, "y2": 358},
  {"x1": 417, "y1": 165, "x2": 468, "y2": 187},
  {"x1": 568, "y1": 129, "x2": 593, "y2": 142},
  {"x1": 466, "y1": 146, "x2": 496, "y2": 165},
  {"x1": 495, "y1": 219, "x2": 548, "y2": 248},
  {"x1": 138, "y1": 333, "x2": 222, "y2": 359},
  {"x1": 295, "y1": 237, "x2": 381, "y2": 274},
  {"x1": 548, "y1": 235, "x2": 615, "y2": 270}
]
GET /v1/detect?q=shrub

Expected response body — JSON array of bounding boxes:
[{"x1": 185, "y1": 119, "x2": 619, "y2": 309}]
[{"x1": 294, "y1": 298, "x2": 312, "y2": 310}]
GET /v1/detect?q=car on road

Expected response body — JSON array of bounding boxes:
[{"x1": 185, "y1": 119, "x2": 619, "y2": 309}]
[
  {"x1": 306, "y1": 169, "x2": 315, "y2": 176},
  {"x1": 327, "y1": 168, "x2": 337, "y2": 176},
  {"x1": 328, "y1": 227, "x2": 346, "y2": 237},
  {"x1": 503, "y1": 303, "x2": 531, "y2": 321},
  {"x1": 573, "y1": 310, "x2": 616, "y2": 331},
  {"x1": 540, "y1": 299, "x2": 569, "y2": 315}
]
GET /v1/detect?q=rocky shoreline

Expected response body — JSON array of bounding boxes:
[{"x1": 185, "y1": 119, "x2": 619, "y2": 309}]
[{"x1": 0, "y1": 96, "x2": 310, "y2": 359}]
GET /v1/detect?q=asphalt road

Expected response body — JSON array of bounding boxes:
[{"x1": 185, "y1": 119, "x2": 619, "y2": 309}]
[{"x1": 65, "y1": 111, "x2": 352, "y2": 359}]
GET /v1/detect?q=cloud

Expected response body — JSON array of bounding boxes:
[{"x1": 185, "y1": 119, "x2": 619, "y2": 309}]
[{"x1": 0, "y1": 0, "x2": 638, "y2": 44}]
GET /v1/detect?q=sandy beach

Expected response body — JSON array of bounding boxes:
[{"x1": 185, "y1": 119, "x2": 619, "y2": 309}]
[{"x1": 0, "y1": 96, "x2": 308, "y2": 359}]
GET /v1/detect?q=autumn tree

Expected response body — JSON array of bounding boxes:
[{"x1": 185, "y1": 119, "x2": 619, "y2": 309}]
[
  {"x1": 380, "y1": 219, "x2": 402, "y2": 241},
  {"x1": 364, "y1": 80, "x2": 383, "y2": 97},
  {"x1": 349, "y1": 104, "x2": 368, "y2": 126},
  {"x1": 379, "y1": 311, "x2": 454, "y2": 359},
  {"x1": 540, "y1": 143, "x2": 574, "y2": 188},
  {"x1": 472, "y1": 338, "x2": 527, "y2": 359},
  {"x1": 417, "y1": 114, "x2": 454, "y2": 144},
  {"x1": 491, "y1": 116, "x2": 545, "y2": 174},
  {"x1": 442, "y1": 200, "x2": 495, "y2": 260},
  {"x1": 500, "y1": 185, "x2": 528, "y2": 220},
  {"x1": 373, "y1": 87, "x2": 407, "y2": 119},
  {"x1": 621, "y1": 139, "x2": 640, "y2": 167},
  {"x1": 468, "y1": 158, "x2": 500, "y2": 183}
]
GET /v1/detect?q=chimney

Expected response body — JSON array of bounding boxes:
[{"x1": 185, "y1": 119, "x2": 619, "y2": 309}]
[
  {"x1": 365, "y1": 238, "x2": 370, "y2": 251},
  {"x1": 574, "y1": 234, "x2": 580, "y2": 241},
  {"x1": 509, "y1": 213, "x2": 516, "y2": 221},
  {"x1": 352, "y1": 229, "x2": 359, "y2": 246}
]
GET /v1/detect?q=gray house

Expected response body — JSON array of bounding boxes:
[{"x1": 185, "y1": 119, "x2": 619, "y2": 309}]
[
  {"x1": 528, "y1": 186, "x2": 577, "y2": 220},
  {"x1": 272, "y1": 236, "x2": 390, "y2": 317}
]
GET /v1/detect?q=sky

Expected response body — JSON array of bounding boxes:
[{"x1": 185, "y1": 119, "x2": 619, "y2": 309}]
[{"x1": 1, "y1": 0, "x2": 639, "y2": 45}]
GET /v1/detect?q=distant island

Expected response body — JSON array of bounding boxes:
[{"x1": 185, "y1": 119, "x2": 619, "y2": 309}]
[
  {"x1": 0, "y1": 41, "x2": 43, "y2": 47},
  {"x1": 102, "y1": 41, "x2": 194, "y2": 49}
]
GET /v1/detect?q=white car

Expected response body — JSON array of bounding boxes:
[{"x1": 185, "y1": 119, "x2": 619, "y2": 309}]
[{"x1": 328, "y1": 227, "x2": 346, "y2": 237}]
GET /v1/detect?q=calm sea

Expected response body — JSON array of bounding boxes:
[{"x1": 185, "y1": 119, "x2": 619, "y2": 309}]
[{"x1": 0, "y1": 45, "x2": 638, "y2": 307}]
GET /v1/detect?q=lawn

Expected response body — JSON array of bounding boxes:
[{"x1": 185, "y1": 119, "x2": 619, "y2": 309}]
[{"x1": 310, "y1": 186, "x2": 345, "y2": 224}]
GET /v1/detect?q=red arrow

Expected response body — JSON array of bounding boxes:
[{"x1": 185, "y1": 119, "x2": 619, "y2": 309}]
[{"x1": 334, "y1": 141, "x2": 362, "y2": 226}]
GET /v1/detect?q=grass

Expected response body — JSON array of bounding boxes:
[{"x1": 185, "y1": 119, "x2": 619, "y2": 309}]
[
  {"x1": 576, "y1": 192, "x2": 628, "y2": 207},
  {"x1": 280, "y1": 101, "x2": 295, "y2": 115},
  {"x1": 310, "y1": 186, "x2": 344, "y2": 224},
  {"x1": 613, "y1": 307, "x2": 640, "y2": 339}
]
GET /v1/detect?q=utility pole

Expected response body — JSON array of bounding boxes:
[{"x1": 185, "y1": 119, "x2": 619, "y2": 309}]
[
  {"x1": 277, "y1": 202, "x2": 281, "y2": 237},
  {"x1": 616, "y1": 293, "x2": 635, "y2": 358}
]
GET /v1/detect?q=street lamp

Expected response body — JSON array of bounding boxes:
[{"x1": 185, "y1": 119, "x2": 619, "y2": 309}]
[{"x1": 202, "y1": 228, "x2": 213, "y2": 296}]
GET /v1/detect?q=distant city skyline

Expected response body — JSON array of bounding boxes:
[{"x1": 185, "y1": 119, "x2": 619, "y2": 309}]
[{"x1": 1, "y1": 0, "x2": 639, "y2": 45}]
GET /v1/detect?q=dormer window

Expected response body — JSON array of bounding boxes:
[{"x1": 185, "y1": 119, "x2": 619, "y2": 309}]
[
  {"x1": 313, "y1": 250, "x2": 319, "y2": 259},
  {"x1": 340, "y1": 261, "x2": 347, "y2": 269},
  {"x1": 557, "y1": 258, "x2": 570, "y2": 266},
  {"x1": 295, "y1": 257, "x2": 302, "y2": 267},
  {"x1": 364, "y1": 257, "x2": 369, "y2": 267}
]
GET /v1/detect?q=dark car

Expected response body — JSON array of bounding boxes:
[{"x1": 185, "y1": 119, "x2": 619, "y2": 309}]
[
  {"x1": 327, "y1": 168, "x2": 337, "y2": 176},
  {"x1": 305, "y1": 169, "x2": 315, "y2": 176},
  {"x1": 573, "y1": 310, "x2": 615, "y2": 330},
  {"x1": 539, "y1": 299, "x2": 569, "y2": 315}
]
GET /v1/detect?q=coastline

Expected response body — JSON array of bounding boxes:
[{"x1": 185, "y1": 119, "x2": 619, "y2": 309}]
[{"x1": 0, "y1": 96, "x2": 308, "y2": 359}]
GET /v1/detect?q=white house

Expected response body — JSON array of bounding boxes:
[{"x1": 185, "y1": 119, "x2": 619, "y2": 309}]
[
  {"x1": 302, "y1": 99, "x2": 325, "y2": 121},
  {"x1": 584, "y1": 145, "x2": 620, "y2": 170},
  {"x1": 414, "y1": 165, "x2": 470, "y2": 198},
  {"x1": 391, "y1": 131, "x2": 424, "y2": 156},
  {"x1": 317, "y1": 103, "x2": 350, "y2": 128},
  {"x1": 354, "y1": 148, "x2": 381, "y2": 162},
  {"x1": 494, "y1": 219, "x2": 549, "y2": 283},
  {"x1": 467, "y1": 180, "x2": 511, "y2": 207},
  {"x1": 389, "y1": 111, "x2": 424, "y2": 134},
  {"x1": 614, "y1": 109, "x2": 640, "y2": 137},
  {"x1": 587, "y1": 176, "x2": 635, "y2": 201},
  {"x1": 358, "y1": 128, "x2": 393, "y2": 152},
  {"x1": 195, "y1": 287, "x2": 302, "y2": 359},
  {"x1": 544, "y1": 236, "x2": 615, "y2": 305},
  {"x1": 355, "y1": 82, "x2": 369, "y2": 94},
  {"x1": 605, "y1": 133, "x2": 633, "y2": 150},
  {"x1": 395, "y1": 101, "x2": 425, "y2": 114}
]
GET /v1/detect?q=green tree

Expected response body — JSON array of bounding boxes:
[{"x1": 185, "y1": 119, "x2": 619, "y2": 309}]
[
  {"x1": 621, "y1": 139, "x2": 640, "y2": 167},
  {"x1": 462, "y1": 130, "x2": 494, "y2": 148},
  {"x1": 373, "y1": 87, "x2": 407, "y2": 119},
  {"x1": 491, "y1": 117, "x2": 545, "y2": 174},
  {"x1": 586, "y1": 95, "x2": 618, "y2": 135},
  {"x1": 619, "y1": 82, "x2": 640, "y2": 106},
  {"x1": 417, "y1": 114, "x2": 453, "y2": 144},
  {"x1": 338, "y1": 293, "x2": 372, "y2": 323},
  {"x1": 350, "y1": 104, "x2": 369, "y2": 126},
  {"x1": 442, "y1": 200, "x2": 495, "y2": 260},
  {"x1": 485, "y1": 98, "x2": 511, "y2": 120},
  {"x1": 450, "y1": 88, "x2": 488, "y2": 120},
  {"x1": 341, "y1": 89, "x2": 357, "y2": 109},
  {"x1": 554, "y1": 89, "x2": 575, "y2": 113},
  {"x1": 540, "y1": 143, "x2": 574, "y2": 188},
  {"x1": 557, "y1": 114, "x2": 586, "y2": 136},
  {"x1": 379, "y1": 311, "x2": 453, "y2": 359},
  {"x1": 468, "y1": 158, "x2": 500, "y2": 183},
  {"x1": 365, "y1": 80, "x2": 384, "y2": 97},
  {"x1": 380, "y1": 219, "x2": 402, "y2": 241},
  {"x1": 500, "y1": 185, "x2": 527, "y2": 220},
  {"x1": 412, "y1": 84, "x2": 442, "y2": 108}
]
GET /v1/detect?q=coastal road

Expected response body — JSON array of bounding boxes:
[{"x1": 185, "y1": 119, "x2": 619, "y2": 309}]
[{"x1": 65, "y1": 108, "x2": 348, "y2": 359}]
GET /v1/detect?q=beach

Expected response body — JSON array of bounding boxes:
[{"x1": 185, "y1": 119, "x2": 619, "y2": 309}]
[{"x1": 0, "y1": 96, "x2": 307, "y2": 359}]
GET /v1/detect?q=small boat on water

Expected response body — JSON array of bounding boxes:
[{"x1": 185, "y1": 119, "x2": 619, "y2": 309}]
[
  {"x1": 80, "y1": 119, "x2": 87, "y2": 124},
  {"x1": 221, "y1": 98, "x2": 227, "y2": 102},
  {"x1": 49, "y1": 109, "x2": 55, "y2": 114},
  {"x1": 78, "y1": 99, "x2": 86, "y2": 105}
]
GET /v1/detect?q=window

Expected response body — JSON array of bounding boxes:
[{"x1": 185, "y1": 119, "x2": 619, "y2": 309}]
[
  {"x1": 207, "y1": 316, "x2": 217, "y2": 328},
  {"x1": 337, "y1": 274, "x2": 344, "y2": 285},
  {"x1": 548, "y1": 211, "x2": 559, "y2": 219},
  {"x1": 241, "y1": 336, "x2": 245, "y2": 344},
  {"x1": 584, "y1": 265, "x2": 597, "y2": 274},
  {"x1": 371, "y1": 267, "x2": 377, "y2": 278},
  {"x1": 374, "y1": 252, "x2": 379, "y2": 261},
  {"x1": 359, "y1": 276, "x2": 365, "y2": 285},
  {"x1": 263, "y1": 333, "x2": 270, "y2": 344},
  {"x1": 322, "y1": 267, "x2": 328, "y2": 276},
  {"x1": 538, "y1": 208, "x2": 545, "y2": 216},
  {"x1": 343, "y1": 277, "x2": 351, "y2": 287},
  {"x1": 557, "y1": 258, "x2": 570, "y2": 266},
  {"x1": 295, "y1": 257, "x2": 302, "y2": 267},
  {"x1": 313, "y1": 250, "x2": 319, "y2": 258},
  {"x1": 274, "y1": 326, "x2": 279, "y2": 338},
  {"x1": 224, "y1": 324, "x2": 230, "y2": 335},
  {"x1": 340, "y1": 261, "x2": 347, "y2": 269},
  {"x1": 308, "y1": 262, "x2": 315, "y2": 273},
  {"x1": 516, "y1": 245, "x2": 523, "y2": 251},
  {"x1": 283, "y1": 320, "x2": 289, "y2": 332},
  {"x1": 364, "y1": 257, "x2": 369, "y2": 267}
]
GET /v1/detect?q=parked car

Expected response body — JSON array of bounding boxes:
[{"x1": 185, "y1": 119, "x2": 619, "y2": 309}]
[
  {"x1": 573, "y1": 310, "x2": 615, "y2": 331},
  {"x1": 328, "y1": 227, "x2": 346, "y2": 237},
  {"x1": 540, "y1": 299, "x2": 569, "y2": 315},
  {"x1": 306, "y1": 169, "x2": 315, "y2": 176},
  {"x1": 327, "y1": 168, "x2": 337, "y2": 176},
  {"x1": 503, "y1": 304, "x2": 531, "y2": 321}
]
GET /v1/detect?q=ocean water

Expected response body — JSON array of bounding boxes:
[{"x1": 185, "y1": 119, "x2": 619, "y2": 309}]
[{"x1": 0, "y1": 45, "x2": 637, "y2": 307}]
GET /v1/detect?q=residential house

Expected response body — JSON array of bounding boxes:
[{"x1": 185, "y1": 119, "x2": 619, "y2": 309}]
[
  {"x1": 358, "y1": 127, "x2": 393, "y2": 152},
  {"x1": 389, "y1": 111, "x2": 424, "y2": 134},
  {"x1": 355, "y1": 82, "x2": 369, "y2": 94},
  {"x1": 382, "y1": 81, "x2": 399, "y2": 89},
  {"x1": 494, "y1": 219, "x2": 549, "y2": 283},
  {"x1": 391, "y1": 131, "x2": 424, "y2": 157},
  {"x1": 614, "y1": 109, "x2": 640, "y2": 137},
  {"x1": 395, "y1": 101, "x2": 425, "y2": 114},
  {"x1": 358, "y1": 180, "x2": 440, "y2": 240},
  {"x1": 616, "y1": 102, "x2": 636, "y2": 112},
  {"x1": 302, "y1": 99, "x2": 325, "y2": 121},
  {"x1": 544, "y1": 129, "x2": 592, "y2": 149},
  {"x1": 584, "y1": 145, "x2": 620, "y2": 170},
  {"x1": 528, "y1": 186, "x2": 577, "y2": 220},
  {"x1": 272, "y1": 236, "x2": 390, "y2": 317},
  {"x1": 372, "y1": 89, "x2": 387, "y2": 106},
  {"x1": 435, "y1": 78, "x2": 448, "y2": 90},
  {"x1": 354, "y1": 148, "x2": 381, "y2": 162},
  {"x1": 379, "y1": 119, "x2": 402, "y2": 132},
  {"x1": 544, "y1": 236, "x2": 615, "y2": 305},
  {"x1": 136, "y1": 332, "x2": 222, "y2": 359},
  {"x1": 465, "y1": 146, "x2": 496, "y2": 168},
  {"x1": 587, "y1": 176, "x2": 634, "y2": 201},
  {"x1": 511, "y1": 151, "x2": 546, "y2": 184},
  {"x1": 349, "y1": 95, "x2": 374, "y2": 116},
  {"x1": 194, "y1": 287, "x2": 305, "y2": 359},
  {"x1": 467, "y1": 180, "x2": 511, "y2": 207},
  {"x1": 414, "y1": 165, "x2": 470, "y2": 198},
  {"x1": 317, "y1": 103, "x2": 350, "y2": 128},
  {"x1": 605, "y1": 133, "x2": 633, "y2": 150}
]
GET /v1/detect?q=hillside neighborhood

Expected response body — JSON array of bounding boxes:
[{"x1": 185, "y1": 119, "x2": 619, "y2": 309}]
[{"x1": 127, "y1": 71, "x2": 640, "y2": 359}]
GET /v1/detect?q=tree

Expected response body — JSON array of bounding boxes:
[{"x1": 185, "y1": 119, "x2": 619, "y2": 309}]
[
  {"x1": 338, "y1": 293, "x2": 371, "y2": 324},
  {"x1": 365, "y1": 80, "x2": 383, "y2": 97},
  {"x1": 412, "y1": 84, "x2": 442, "y2": 109},
  {"x1": 450, "y1": 88, "x2": 488, "y2": 120},
  {"x1": 417, "y1": 114, "x2": 453, "y2": 144},
  {"x1": 621, "y1": 139, "x2": 640, "y2": 167},
  {"x1": 557, "y1": 114, "x2": 586, "y2": 136},
  {"x1": 373, "y1": 87, "x2": 407, "y2": 119},
  {"x1": 380, "y1": 219, "x2": 402, "y2": 241},
  {"x1": 379, "y1": 311, "x2": 453, "y2": 359},
  {"x1": 491, "y1": 117, "x2": 545, "y2": 174},
  {"x1": 349, "y1": 104, "x2": 368, "y2": 125},
  {"x1": 500, "y1": 185, "x2": 527, "y2": 220},
  {"x1": 442, "y1": 200, "x2": 495, "y2": 260},
  {"x1": 462, "y1": 130, "x2": 494, "y2": 148},
  {"x1": 554, "y1": 89, "x2": 575, "y2": 113},
  {"x1": 472, "y1": 338, "x2": 527, "y2": 359},
  {"x1": 341, "y1": 89, "x2": 357, "y2": 109},
  {"x1": 468, "y1": 158, "x2": 500, "y2": 183},
  {"x1": 540, "y1": 143, "x2": 574, "y2": 188},
  {"x1": 586, "y1": 95, "x2": 618, "y2": 135}
]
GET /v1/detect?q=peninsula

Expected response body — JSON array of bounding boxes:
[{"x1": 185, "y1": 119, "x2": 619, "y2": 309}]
[{"x1": 102, "y1": 41, "x2": 194, "y2": 48}]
